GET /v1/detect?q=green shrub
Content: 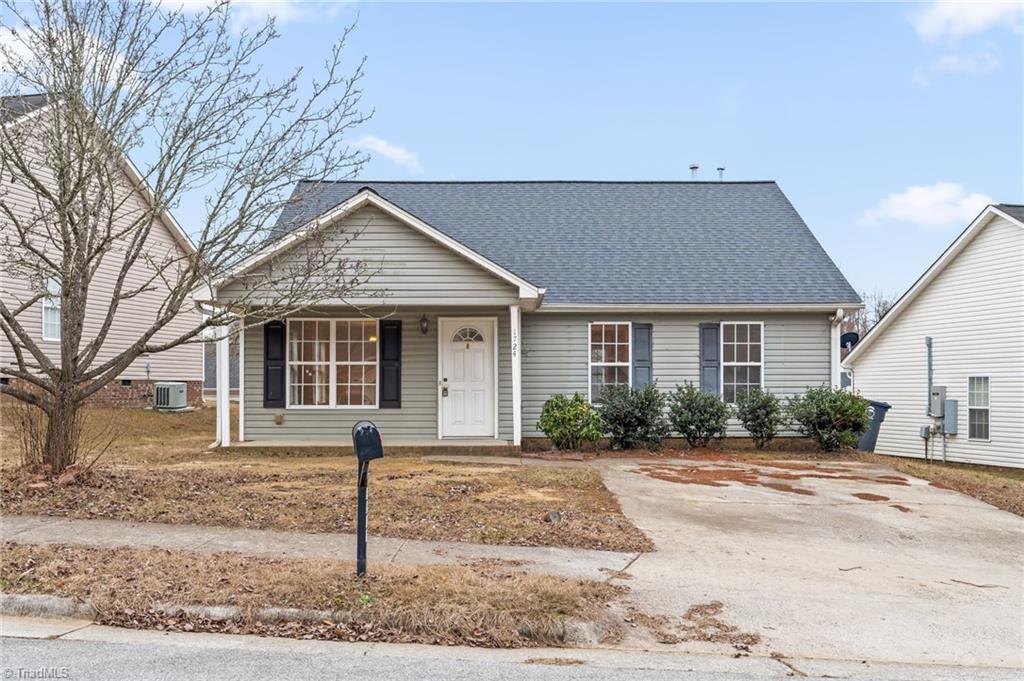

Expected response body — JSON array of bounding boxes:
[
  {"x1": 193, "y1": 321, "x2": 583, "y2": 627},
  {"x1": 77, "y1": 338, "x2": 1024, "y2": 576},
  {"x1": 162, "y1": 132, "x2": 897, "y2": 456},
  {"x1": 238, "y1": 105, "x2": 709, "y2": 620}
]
[
  {"x1": 788, "y1": 386, "x2": 871, "y2": 451},
  {"x1": 666, "y1": 383, "x2": 730, "y2": 448},
  {"x1": 734, "y1": 388, "x2": 786, "y2": 449},
  {"x1": 536, "y1": 393, "x2": 604, "y2": 450},
  {"x1": 598, "y1": 384, "x2": 669, "y2": 450}
]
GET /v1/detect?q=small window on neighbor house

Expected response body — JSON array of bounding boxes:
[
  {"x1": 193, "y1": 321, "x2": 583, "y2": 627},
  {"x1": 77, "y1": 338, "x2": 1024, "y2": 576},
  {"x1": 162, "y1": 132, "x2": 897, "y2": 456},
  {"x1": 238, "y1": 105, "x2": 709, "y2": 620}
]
[
  {"x1": 41, "y1": 277, "x2": 61, "y2": 341},
  {"x1": 721, "y1": 322, "x2": 763, "y2": 404},
  {"x1": 589, "y1": 322, "x2": 631, "y2": 403},
  {"x1": 968, "y1": 376, "x2": 990, "y2": 440}
]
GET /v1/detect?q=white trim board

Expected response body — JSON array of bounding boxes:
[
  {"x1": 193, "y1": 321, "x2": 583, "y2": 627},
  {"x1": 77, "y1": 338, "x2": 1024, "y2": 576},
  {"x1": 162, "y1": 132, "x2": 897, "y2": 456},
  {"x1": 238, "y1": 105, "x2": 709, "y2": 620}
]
[{"x1": 845, "y1": 205, "x2": 1024, "y2": 366}]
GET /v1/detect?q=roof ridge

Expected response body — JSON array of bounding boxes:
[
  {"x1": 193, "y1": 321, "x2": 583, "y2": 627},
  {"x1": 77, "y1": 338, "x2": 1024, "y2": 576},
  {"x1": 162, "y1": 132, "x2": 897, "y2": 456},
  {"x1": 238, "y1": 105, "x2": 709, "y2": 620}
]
[{"x1": 296, "y1": 179, "x2": 778, "y2": 185}]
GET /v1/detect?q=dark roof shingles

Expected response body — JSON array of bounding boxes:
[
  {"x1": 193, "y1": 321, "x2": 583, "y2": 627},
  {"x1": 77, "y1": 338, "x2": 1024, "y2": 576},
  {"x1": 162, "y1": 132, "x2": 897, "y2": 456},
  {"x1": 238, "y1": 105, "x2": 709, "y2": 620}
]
[
  {"x1": 997, "y1": 203, "x2": 1024, "y2": 223},
  {"x1": 1, "y1": 94, "x2": 49, "y2": 124},
  {"x1": 275, "y1": 181, "x2": 861, "y2": 306}
]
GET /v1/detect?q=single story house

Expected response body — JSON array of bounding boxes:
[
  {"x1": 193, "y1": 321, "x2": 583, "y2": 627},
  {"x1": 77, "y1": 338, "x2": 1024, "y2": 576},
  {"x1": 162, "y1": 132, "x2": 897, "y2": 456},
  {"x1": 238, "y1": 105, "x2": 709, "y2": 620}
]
[
  {"x1": 203, "y1": 181, "x2": 862, "y2": 448},
  {"x1": 844, "y1": 204, "x2": 1023, "y2": 468}
]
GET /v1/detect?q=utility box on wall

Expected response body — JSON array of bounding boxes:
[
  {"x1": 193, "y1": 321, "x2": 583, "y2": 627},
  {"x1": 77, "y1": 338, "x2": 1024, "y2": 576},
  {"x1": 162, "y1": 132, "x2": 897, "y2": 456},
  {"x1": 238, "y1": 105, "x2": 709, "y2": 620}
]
[
  {"x1": 943, "y1": 399, "x2": 958, "y2": 435},
  {"x1": 929, "y1": 385, "x2": 946, "y2": 417}
]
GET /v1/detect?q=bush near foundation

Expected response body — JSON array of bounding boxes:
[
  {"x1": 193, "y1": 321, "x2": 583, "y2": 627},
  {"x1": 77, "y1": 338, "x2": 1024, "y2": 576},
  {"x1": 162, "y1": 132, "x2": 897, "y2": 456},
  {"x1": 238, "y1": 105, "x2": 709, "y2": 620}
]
[
  {"x1": 598, "y1": 384, "x2": 669, "y2": 451},
  {"x1": 536, "y1": 393, "x2": 604, "y2": 450},
  {"x1": 734, "y1": 388, "x2": 786, "y2": 449},
  {"x1": 788, "y1": 386, "x2": 870, "y2": 451},
  {"x1": 666, "y1": 383, "x2": 730, "y2": 448}
]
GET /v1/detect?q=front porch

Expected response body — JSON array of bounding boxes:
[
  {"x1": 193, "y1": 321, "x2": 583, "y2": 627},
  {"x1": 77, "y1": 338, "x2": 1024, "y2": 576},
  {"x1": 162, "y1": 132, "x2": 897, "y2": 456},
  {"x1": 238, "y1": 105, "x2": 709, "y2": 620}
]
[{"x1": 212, "y1": 305, "x2": 525, "y2": 450}]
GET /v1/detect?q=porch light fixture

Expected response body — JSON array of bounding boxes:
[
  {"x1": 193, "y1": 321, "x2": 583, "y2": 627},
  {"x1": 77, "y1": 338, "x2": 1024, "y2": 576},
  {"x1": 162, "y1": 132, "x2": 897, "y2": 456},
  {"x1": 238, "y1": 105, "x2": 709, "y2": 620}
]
[{"x1": 419, "y1": 314, "x2": 429, "y2": 335}]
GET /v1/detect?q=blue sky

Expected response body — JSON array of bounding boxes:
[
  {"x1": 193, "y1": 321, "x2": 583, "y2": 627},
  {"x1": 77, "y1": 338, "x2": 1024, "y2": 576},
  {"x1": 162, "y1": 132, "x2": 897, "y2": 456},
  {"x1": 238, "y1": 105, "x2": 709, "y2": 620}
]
[
  {"x1": 3, "y1": 1, "x2": 1020, "y2": 296},
  {"x1": 164, "y1": 2, "x2": 1024, "y2": 295}
]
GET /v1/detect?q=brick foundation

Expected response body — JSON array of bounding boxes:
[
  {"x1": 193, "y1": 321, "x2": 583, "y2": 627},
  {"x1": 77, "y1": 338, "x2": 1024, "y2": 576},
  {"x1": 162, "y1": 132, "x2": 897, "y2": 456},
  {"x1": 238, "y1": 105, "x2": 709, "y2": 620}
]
[{"x1": 1, "y1": 378, "x2": 203, "y2": 409}]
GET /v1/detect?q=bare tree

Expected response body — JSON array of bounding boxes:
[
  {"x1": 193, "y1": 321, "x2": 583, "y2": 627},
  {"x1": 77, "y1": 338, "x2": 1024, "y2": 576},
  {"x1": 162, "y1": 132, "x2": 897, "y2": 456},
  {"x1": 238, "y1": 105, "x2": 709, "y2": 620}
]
[
  {"x1": 843, "y1": 290, "x2": 898, "y2": 339},
  {"x1": 0, "y1": 0, "x2": 375, "y2": 473}
]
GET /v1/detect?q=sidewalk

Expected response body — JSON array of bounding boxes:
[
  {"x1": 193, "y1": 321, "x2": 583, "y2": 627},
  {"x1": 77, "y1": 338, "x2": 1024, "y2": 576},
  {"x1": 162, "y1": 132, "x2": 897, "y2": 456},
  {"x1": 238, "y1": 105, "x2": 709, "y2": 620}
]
[{"x1": 0, "y1": 514, "x2": 638, "y2": 579}]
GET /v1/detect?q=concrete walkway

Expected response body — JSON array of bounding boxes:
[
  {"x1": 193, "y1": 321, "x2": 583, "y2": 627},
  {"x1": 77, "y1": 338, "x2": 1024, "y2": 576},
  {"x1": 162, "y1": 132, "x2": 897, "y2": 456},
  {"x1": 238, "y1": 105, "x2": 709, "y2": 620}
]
[{"x1": 0, "y1": 515, "x2": 638, "y2": 580}]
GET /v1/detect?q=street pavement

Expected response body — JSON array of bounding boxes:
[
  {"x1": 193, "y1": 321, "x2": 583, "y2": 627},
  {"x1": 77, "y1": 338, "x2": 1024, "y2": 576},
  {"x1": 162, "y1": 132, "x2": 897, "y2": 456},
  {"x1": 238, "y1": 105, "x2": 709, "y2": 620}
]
[{"x1": 2, "y1": 617, "x2": 1020, "y2": 681}]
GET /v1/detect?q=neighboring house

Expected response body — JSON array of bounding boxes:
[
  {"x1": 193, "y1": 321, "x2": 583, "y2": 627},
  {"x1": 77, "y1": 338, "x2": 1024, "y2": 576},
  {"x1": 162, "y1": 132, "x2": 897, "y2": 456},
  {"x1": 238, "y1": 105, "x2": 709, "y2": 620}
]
[
  {"x1": 844, "y1": 204, "x2": 1024, "y2": 468},
  {"x1": 0, "y1": 94, "x2": 204, "y2": 407},
  {"x1": 202, "y1": 181, "x2": 861, "y2": 448}
]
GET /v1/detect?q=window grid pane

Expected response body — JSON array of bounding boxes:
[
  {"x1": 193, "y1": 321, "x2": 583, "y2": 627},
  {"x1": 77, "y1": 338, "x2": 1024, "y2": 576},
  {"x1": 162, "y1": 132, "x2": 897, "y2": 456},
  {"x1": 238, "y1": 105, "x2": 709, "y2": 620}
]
[
  {"x1": 335, "y1": 320, "x2": 377, "y2": 407},
  {"x1": 968, "y1": 376, "x2": 990, "y2": 440},
  {"x1": 721, "y1": 323, "x2": 763, "y2": 403},
  {"x1": 589, "y1": 323, "x2": 630, "y2": 402}
]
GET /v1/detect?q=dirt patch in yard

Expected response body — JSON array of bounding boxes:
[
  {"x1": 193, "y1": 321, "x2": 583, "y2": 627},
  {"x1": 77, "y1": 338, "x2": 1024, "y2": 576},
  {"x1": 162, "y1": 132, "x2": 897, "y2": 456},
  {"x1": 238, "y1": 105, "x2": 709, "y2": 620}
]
[
  {"x1": 890, "y1": 504, "x2": 912, "y2": 513},
  {"x1": 1, "y1": 458, "x2": 652, "y2": 553},
  {"x1": 0, "y1": 542, "x2": 624, "y2": 648}
]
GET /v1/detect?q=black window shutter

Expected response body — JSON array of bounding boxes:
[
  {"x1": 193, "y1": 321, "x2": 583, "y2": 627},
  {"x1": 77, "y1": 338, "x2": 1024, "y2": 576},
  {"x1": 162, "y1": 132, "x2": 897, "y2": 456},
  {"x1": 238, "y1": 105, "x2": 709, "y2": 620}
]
[
  {"x1": 632, "y1": 323, "x2": 653, "y2": 389},
  {"x1": 263, "y1": 321, "x2": 286, "y2": 408},
  {"x1": 379, "y1": 320, "x2": 402, "y2": 408},
  {"x1": 699, "y1": 323, "x2": 720, "y2": 394}
]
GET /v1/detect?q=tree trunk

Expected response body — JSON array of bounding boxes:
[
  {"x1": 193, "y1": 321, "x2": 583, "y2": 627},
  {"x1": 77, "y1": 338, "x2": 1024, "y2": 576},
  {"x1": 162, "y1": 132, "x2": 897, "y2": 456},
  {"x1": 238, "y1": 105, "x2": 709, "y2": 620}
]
[{"x1": 43, "y1": 393, "x2": 80, "y2": 474}]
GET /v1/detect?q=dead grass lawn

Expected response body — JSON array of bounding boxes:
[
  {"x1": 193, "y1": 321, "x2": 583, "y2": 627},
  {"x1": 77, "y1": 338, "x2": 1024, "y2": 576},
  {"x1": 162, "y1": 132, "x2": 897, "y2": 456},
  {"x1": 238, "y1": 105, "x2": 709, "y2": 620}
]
[
  {"x1": 1, "y1": 406, "x2": 650, "y2": 551},
  {"x1": 1, "y1": 542, "x2": 622, "y2": 647},
  {"x1": 1, "y1": 457, "x2": 651, "y2": 552}
]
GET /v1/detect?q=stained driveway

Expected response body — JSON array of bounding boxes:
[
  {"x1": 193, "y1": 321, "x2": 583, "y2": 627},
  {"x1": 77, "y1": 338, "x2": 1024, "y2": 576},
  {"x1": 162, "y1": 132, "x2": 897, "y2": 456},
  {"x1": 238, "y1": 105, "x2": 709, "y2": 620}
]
[{"x1": 597, "y1": 456, "x2": 1023, "y2": 668}]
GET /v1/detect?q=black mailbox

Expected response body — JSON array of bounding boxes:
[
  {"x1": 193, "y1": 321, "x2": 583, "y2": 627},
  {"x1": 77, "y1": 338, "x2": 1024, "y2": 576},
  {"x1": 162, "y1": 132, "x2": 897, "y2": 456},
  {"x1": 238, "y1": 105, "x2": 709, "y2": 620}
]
[
  {"x1": 351, "y1": 420, "x2": 382, "y2": 577},
  {"x1": 352, "y1": 421, "x2": 383, "y2": 462}
]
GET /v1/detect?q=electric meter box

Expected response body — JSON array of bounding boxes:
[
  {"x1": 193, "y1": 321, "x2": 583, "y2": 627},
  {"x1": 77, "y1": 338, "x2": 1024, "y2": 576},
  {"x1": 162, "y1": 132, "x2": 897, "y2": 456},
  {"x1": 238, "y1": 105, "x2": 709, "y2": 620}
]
[{"x1": 928, "y1": 386, "x2": 946, "y2": 417}]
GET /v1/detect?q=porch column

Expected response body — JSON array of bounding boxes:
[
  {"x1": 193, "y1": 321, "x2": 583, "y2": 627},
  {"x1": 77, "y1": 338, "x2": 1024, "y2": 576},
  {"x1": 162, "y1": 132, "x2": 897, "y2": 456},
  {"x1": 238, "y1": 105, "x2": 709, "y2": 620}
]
[
  {"x1": 237, "y1": 318, "x2": 245, "y2": 442},
  {"x1": 510, "y1": 304, "x2": 522, "y2": 446},
  {"x1": 216, "y1": 324, "x2": 231, "y2": 447}
]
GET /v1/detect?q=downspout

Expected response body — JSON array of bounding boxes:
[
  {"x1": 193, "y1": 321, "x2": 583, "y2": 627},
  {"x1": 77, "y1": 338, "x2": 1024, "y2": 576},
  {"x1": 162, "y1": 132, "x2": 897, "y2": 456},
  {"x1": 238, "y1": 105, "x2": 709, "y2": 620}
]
[
  {"x1": 925, "y1": 336, "x2": 933, "y2": 416},
  {"x1": 829, "y1": 308, "x2": 845, "y2": 388}
]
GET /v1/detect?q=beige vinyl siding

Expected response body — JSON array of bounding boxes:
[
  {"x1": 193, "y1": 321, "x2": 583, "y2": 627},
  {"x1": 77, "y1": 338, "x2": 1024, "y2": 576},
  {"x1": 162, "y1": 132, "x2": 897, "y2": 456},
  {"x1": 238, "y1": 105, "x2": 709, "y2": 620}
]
[
  {"x1": 218, "y1": 206, "x2": 519, "y2": 307},
  {"x1": 0, "y1": 116, "x2": 202, "y2": 383},
  {"x1": 847, "y1": 216, "x2": 1024, "y2": 468},
  {"x1": 242, "y1": 307, "x2": 514, "y2": 442},
  {"x1": 521, "y1": 312, "x2": 832, "y2": 437}
]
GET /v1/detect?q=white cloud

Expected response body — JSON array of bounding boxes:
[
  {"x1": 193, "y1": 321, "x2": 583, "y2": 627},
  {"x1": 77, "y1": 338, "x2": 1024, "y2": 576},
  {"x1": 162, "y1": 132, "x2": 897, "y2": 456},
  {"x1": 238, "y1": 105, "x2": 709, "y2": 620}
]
[
  {"x1": 913, "y1": 45, "x2": 1001, "y2": 85},
  {"x1": 911, "y1": 1, "x2": 1024, "y2": 42},
  {"x1": 161, "y1": 1, "x2": 344, "y2": 28},
  {"x1": 861, "y1": 182, "x2": 993, "y2": 230},
  {"x1": 351, "y1": 135, "x2": 422, "y2": 173}
]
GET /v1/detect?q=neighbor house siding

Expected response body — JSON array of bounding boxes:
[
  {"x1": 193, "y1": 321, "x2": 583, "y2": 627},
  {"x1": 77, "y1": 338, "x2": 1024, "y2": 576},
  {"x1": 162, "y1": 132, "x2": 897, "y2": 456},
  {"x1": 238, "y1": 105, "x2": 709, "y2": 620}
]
[
  {"x1": 521, "y1": 312, "x2": 832, "y2": 437},
  {"x1": 847, "y1": 215, "x2": 1024, "y2": 468},
  {"x1": 0, "y1": 112, "x2": 202, "y2": 385},
  {"x1": 218, "y1": 206, "x2": 520, "y2": 307},
  {"x1": 242, "y1": 307, "x2": 514, "y2": 442}
]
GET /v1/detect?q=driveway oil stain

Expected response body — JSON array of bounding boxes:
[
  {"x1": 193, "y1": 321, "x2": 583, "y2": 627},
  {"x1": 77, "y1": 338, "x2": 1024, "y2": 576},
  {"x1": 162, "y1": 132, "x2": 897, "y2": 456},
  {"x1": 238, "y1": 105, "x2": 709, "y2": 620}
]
[
  {"x1": 852, "y1": 492, "x2": 890, "y2": 502},
  {"x1": 635, "y1": 461, "x2": 910, "y2": 497},
  {"x1": 890, "y1": 504, "x2": 912, "y2": 513}
]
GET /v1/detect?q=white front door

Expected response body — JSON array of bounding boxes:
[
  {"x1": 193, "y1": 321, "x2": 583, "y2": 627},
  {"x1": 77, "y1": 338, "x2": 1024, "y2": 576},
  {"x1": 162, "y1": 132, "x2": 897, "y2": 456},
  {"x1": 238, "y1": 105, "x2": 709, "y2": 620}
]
[{"x1": 440, "y1": 318, "x2": 495, "y2": 438}]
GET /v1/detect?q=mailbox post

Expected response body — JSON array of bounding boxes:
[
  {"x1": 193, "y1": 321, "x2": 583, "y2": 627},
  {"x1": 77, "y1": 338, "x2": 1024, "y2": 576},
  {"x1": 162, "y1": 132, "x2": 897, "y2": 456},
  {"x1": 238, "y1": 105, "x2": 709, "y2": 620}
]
[{"x1": 351, "y1": 421, "x2": 384, "y2": 577}]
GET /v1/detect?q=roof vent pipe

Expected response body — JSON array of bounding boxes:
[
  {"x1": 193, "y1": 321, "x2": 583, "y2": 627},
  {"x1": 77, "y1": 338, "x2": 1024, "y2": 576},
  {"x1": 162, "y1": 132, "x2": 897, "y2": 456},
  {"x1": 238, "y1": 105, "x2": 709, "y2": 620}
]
[
  {"x1": 717, "y1": 166, "x2": 725, "y2": 181},
  {"x1": 689, "y1": 164, "x2": 699, "y2": 179}
]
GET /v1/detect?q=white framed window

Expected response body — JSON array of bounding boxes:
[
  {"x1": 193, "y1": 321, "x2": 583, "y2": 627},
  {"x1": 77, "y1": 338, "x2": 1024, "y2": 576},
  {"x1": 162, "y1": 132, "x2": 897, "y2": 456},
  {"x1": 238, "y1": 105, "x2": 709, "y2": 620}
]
[
  {"x1": 968, "y1": 376, "x2": 990, "y2": 441},
  {"x1": 41, "y1": 277, "x2": 61, "y2": 341},
  {"x1": 588, "y1": 321, "x2": 631, "y2": 403},
  {"x1": 286, "y1": 318, "x2": 378, "y2": 409},
  {"x1": 721, "y1": 321, "x2": 763, "y2": 404}
]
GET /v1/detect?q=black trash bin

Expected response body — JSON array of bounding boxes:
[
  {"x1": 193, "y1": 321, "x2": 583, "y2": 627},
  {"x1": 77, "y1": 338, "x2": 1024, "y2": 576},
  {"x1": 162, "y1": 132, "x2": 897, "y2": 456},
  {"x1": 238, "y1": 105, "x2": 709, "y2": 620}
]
[{"x1": 857, "y1": 400, "x2": 891, "y2": 452}]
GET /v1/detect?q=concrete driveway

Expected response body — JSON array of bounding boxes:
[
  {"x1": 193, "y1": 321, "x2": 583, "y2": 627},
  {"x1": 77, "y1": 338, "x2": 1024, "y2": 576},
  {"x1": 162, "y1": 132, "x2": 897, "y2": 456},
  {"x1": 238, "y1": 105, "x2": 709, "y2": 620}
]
[{"x1": 596, "y1": 456, "x2": 1023, "y2": 668}]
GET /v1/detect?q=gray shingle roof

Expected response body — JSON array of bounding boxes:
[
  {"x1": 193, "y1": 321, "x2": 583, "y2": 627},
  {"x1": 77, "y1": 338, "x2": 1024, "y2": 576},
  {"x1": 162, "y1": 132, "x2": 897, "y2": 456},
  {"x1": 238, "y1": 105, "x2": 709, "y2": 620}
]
[
  {"x1": 1, "y1": 94, "x2": 49, "y2": 124},
  {"x1": 997, "y1": 203, "x2": 1024, "y2": 223},
  {"x1": 275, "y1": 180, "x2": 861, "y2": 306}
]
